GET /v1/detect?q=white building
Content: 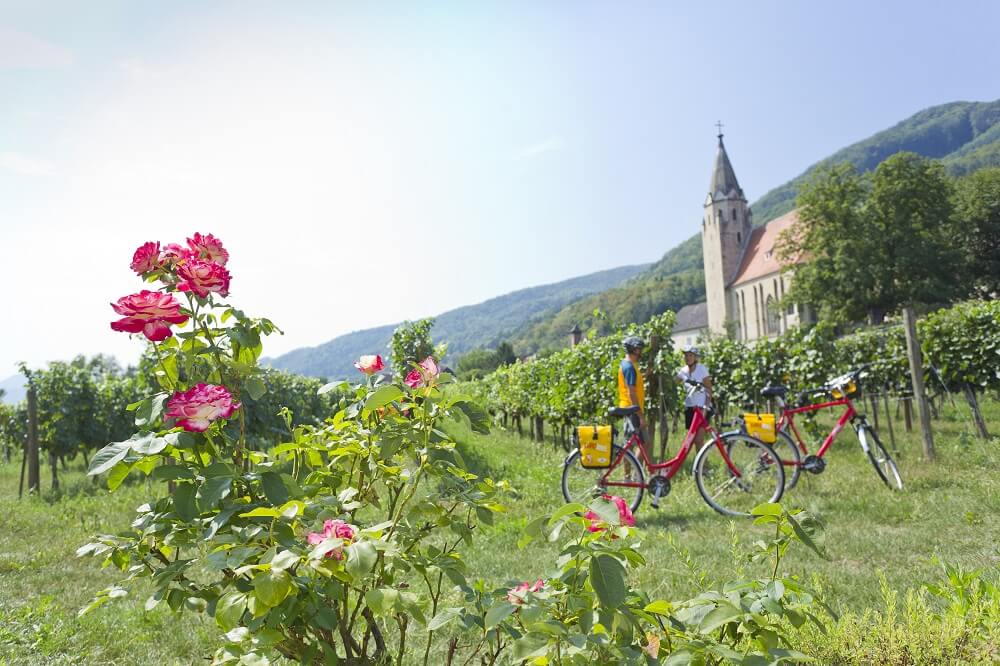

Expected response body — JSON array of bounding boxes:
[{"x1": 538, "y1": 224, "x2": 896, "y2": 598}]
[{"x1": 672, "y1": 133, "x2": 814, "y2": 348}]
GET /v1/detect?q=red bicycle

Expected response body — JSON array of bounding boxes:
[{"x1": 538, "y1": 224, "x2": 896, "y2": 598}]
[
  {"x1": 561, "y1": 381, "x2": 785, "y2": 517},
  {"x1": 740, "y1": 365, "x2": 903, "y2": 491}
]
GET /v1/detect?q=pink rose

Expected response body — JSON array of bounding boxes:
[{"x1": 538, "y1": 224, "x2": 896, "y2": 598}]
[
  {"x1": 130, "y1": 241, "x2": 162, "y2": 274},
  {"x1": 306, "y1": 519, "x2": 356, "y2": 560},
  {"x1": 186, "y1": 232, "x2": 229, "y2": 266},
  {"x1": 165, "y1": 383, "x2": 240, "y2": 432},
  {"x1": 110, "y1": 290, "x2": 189, "y2": 342},
  {"x1": 584, "y1": 495, "x2": 635, "y2": 533},
  {"x1": 177, "y1": 258, "x2": 231, "y2": 298},
  {"x1": 354, "y1": 355, "x2": 385, "y2": 375},
  {"x1": 403, "y1": 356, "x2": 440, "y2": 388},
  {"x1": 506, "y1": 579, "x2": 544, "y2": 606},
  {"x1": 160, "y1": 243, "x2": 192, "y2": 267}
]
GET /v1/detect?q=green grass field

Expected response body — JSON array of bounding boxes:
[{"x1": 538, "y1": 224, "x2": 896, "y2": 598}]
[{"x1": 1, "y1": 396, "x2": 997, "y2": 664}]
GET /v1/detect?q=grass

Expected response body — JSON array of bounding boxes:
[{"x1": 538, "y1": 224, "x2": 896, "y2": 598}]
[{"x1": 1, "y1": 395, "x2": 997, "y2": 664}]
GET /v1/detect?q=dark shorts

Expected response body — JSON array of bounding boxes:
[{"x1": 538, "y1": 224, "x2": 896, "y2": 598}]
[{"x1": 685, "y1": 407, "x2": 708, "y2": 430}]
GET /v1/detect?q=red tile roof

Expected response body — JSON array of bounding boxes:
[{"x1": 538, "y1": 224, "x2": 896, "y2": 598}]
[{"x1": 729, "y1": 209, "x2": 800, "y2": 286}]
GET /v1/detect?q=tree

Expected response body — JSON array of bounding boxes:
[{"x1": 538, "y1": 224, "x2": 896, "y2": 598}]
[
  {"x1": 389, "y1": 318, "x2": 438, "y2": 375},
  {"x1": 952, "y1": 167, "x2": 1000, "y2": 298},
  {"x1": 494, "y1": 341, "x2": 516, "y2": 366},
  {"x1": 780, "y1": 153, "x2": 960, "y2": 323}
]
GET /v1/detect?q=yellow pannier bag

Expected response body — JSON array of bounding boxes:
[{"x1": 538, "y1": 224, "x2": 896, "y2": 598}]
[
  {"x1": 830, "y1": 380, "x2": 857, "y2": 400},
  {"x1": 575, "y1": 425, "x2": 614, "y2": 469},
  {"x1": 743, "y1": 413, "x2": 777, "y2": 443}
]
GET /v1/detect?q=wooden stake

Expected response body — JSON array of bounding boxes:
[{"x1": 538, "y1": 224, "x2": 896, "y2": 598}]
[
  {"x1": 902, "y1": 307, "x2": 935, "y2": 460},
  {"x1": 881, "y1": 390, "x2": 896, "y2": 452},
  {"x1": 26, "y1": 386, "x2": 41, "y2": 494},
  {"x1": 963, "y1": 384, "x2": 990, "y2": 440}
]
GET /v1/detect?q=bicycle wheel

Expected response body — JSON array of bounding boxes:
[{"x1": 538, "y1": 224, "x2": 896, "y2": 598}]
[
  {"x1": 858, "y1": 424, "x2": 903, "y2": 490},
  {"x1": 562, "y1": 445, "x2": 645, "y2": 514},
  {"x1": 694, "y1": 434, "x2": 785, "y2": 517},
  {"x1": 772, "y1": 430, "x2": 803, "y2": 491}
]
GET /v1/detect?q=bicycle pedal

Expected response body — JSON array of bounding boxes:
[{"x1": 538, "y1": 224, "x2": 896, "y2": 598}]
[{"x1": 650, "y1": 501, "x2": 660, "y2": 510}]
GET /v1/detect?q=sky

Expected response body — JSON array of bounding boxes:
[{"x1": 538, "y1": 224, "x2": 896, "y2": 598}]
[{"x1": 1, "y1": 1, "x2": 999, "y2": 379}]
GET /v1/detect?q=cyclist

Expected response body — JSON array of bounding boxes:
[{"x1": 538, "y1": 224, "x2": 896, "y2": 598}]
[
  {"x1": 676, "y1": 344, "x2": 713, "y2": 447},
  {"x1": 618, "y1": 336, "x2": 647, "y2": 439}
]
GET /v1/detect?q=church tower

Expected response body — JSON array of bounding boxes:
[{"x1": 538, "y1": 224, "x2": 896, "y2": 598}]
[{"x1": 702, "y1": 129, "x2": 752, "y2": 336}]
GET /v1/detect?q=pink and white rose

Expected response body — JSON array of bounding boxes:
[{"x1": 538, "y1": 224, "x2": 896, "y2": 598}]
[
  {"x1": 130, "y1": 241, "x2": 162, "y2": 274},
  {"x1": 306, "y1": 519, "x2": 357, "y2": 560},
  {"x1": 177, "y1": 258, "x2": 232, "y2": 298},
  {"x1": 403, "y1": 356, "x2": 440, "y2": 388},
  {"x1": 186, "y1": 232, "x2": 229, "y2": 266},
  {"x1": 354, "y1": 354, "x2": 385, "y2": 375},
  {"x1": 165, "y1": 383, "x2": 240, "y2": 432},
  {"x1": 159, "y1": 243, "x2": 192, "y2": 267},
  {"x1": 584, "y1": 494, "x2": 636, "y2": 534},
  {"x1": 506, "y1": 579, "x2": 544, "y2": 606},
  {"x1": 110, "y1": 290, "x2": 189, "y2": 342}
]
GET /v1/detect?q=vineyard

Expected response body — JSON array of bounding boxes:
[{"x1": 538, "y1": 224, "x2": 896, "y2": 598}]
[{"x1": 476, "y1": 300, "x2": 1000, "y2": 451}]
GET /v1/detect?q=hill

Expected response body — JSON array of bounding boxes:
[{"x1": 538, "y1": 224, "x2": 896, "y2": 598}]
[
  {"x1": 513, "y1": 99, "x2": 1000, "y2": 352},
  {"x1": 265, "y1": 263, "x2": 649, "y2": 378}
]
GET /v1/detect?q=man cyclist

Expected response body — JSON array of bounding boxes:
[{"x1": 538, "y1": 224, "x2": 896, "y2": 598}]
[
  {"x1": 618, "y1": 336, "x2": 647, "y2": 440},
  {"x1": 676, "y1": 344, "x2": 712, "y2": 446}
]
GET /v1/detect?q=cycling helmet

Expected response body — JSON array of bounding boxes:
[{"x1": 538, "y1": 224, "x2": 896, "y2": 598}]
[
  {"x1": 682, "y1": 344, "x2": 701, "y2": 356},
  {"x1": 622, "y1": 336, "x2": 645, "y2": 353}
]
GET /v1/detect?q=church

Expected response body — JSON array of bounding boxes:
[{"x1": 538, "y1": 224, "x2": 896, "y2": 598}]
[{"x1": 671, "y1": 132, "x2": 815, "y2": 348}]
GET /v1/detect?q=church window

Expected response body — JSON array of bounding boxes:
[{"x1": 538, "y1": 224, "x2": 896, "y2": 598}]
[
  {"x1": 766, "y1": 296, "x2": 780, "y2": 335},
  {"x1": 737, "y1": 232, "x2": 741, "y2": 244}
]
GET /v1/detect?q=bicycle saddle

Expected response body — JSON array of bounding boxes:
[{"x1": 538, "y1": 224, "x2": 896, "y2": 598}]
[
  {"x1": 607, "y1": 406, "x2": 640, "y2": 418},
  {"x1": 761, "y1": 385, "x2": 789, "y2": 398}
]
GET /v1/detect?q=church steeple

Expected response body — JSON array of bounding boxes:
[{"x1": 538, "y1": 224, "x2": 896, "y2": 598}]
[{"x1": 709, "y1": 131, "x2": 745, "y2": 202}]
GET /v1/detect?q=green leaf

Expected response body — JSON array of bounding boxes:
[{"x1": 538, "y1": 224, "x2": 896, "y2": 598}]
[
  {"x1": 87, "y1": 441, "x2": 132, "y2": 476},
  {"x1": 643, "y1": 599, "x2": 673, "y2": 616},
  {"x1": 699, "y1": 603, "x2": 743, "y2": 633},
  {"x1": 453, "y1": 400, "x2": 491, "y2": 434},
  {"x1": 253, "y1": 569, "x2": 293, "y2": 608},
  {"x1": 245, "y1": 376, "x2": 267, "y2": 400},
  {"x1": 106, "y1": 461, "x2": 132, "y2": 491},
  {"x1": 588, "y1": 497, "x2": 621, "y2": 525},
  {"x1": 344, "y1": 541, "x2": 377, "y2": 580},
  {"x1": 260, "y1": 472, "x2": 289, "y2": 505},
  {"x1": 135, "y1": 393, "x2": 169, "y2": 427},
  {"x1": 787, "y1": 512, "x2": 829, "y2": 560},
  {"x1": 152, "y1": 465, "x2": 195, "y2": 481},
  {"x1": 589, "y1": 554, "x2": 626, "y2": 609},
  {"x1": 511, "y1": 633, "x2": 549, "y2": 661},
  {"x1": 752, "y1": 502, "x2": 782, "y2": 517},
  {"x1": 131, "y1": 433, "x2": 167, "y2": 455},
  {"x1": 548, "y1": 503, "x2": 587, "y2": 527},
  {"x1": 270, "y1": 549, "x2": 300, "y2": 572},
  {"x1": 215, "y1": 591, "x2": 247, "y2": 631},
  {"x1": 199, "y1": 476, "x2": 232, "y2": 510},
  {"x1": 173, "y1": 483, "x2": 199, "y2": 521},
  {"x1": 426, "y1": 607, "x2": 461, "y2": 631},
  {"x1": 363, "y1": 385, "x2": 404, "y2": 412},
  {"x1": 484, "y1": 602, "x2": 517, "y2": 629},
  {"x1": 239, "y1": 507, "x2": 282, "y2": 518},
  {"x1": 364, "y1": 588, "x2": 400, "y2": 616}
]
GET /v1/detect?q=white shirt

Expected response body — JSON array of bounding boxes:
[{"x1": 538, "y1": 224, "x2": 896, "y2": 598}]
[{"x1": 677, "y1": 363, "x2": 710, "y2": 408}]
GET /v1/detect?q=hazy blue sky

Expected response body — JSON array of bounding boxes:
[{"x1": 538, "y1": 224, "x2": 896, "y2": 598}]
[{"x1": 1, "y1": 1, "x2": 998, "y2": 377}]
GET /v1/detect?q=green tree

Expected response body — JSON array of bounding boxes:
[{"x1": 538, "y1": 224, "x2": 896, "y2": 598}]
[
  {"x1": 494, "y1": 341, "x2": 516, "y2": 366},
  {"x1": 952, "y1": 167, "x2": 1000, "y2": 298},
  {"x1": 780, "y1": 153, "x2": 959, "y2": 323},
  {"x1": 389, "y1": 318, "x2": 437, "y2": 375}
]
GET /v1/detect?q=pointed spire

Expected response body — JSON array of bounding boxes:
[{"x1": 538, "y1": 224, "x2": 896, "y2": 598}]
[{"x1": 709, "y1": 127, "x2": 744, "y2": 202}]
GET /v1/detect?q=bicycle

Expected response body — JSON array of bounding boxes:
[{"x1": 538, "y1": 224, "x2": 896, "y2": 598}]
[
  {"x1": 744, "y1": 365, "x2": 903, "y2": 491},
  {"x1": 561, "y1": 381, "x2": 785, "y2": 517}
]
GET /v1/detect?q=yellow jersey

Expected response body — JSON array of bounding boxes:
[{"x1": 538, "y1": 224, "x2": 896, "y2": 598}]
[{"x1": 617, "y1": 358, "x2": 645, "y2": 411}]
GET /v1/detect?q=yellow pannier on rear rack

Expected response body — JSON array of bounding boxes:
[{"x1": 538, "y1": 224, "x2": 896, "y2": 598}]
[
  {"x1": 743, "y1": 413, "x2": 777, "y2": 443},
  {"x1": 574, "y1": 425, "x2": 614, "y2": 469}
]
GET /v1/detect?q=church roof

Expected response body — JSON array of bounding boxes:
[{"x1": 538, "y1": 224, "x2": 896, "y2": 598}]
[
  {"x1": 729, "y1": 209, "x2": 800, "y2": 286},
  {"x1": 673, "y1": 302, "x2": 708, "y2": 332},
  {"x1": 709, "y1": 135, "x2": 744, "y2": 201}
]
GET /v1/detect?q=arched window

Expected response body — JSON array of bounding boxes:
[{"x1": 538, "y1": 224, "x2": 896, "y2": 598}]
[{"x1": 765, "y1": 296, "x2": 781, "y2": 335}]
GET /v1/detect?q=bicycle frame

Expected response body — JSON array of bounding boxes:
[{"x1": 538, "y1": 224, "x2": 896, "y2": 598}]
[
  {"x1": 777, "y1": 396, "x2": 857, "y2": 460},
  {"x1": 597, "y1": 408, "x2": 742, "y2": 490}
]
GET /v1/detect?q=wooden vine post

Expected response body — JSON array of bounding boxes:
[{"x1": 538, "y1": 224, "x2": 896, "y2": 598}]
[
  {"x1": 25, "y1": 385, "x2": 41, "y2": 496},
  {"x1": 645, "y1": 334, "x2": 660, "y2": 451},
  {"x1": 902, "y1": 307, "x2": 935, "y2": 460}
]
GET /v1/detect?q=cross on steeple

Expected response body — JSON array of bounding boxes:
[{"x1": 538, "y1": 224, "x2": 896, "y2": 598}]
[{"x1": 715, "y1": 120, "x2": 724, "y2": 139}]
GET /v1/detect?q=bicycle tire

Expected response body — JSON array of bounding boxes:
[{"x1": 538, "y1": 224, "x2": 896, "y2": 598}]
[
  {"x1": 694, "y1": 434, "x2": 785, "y2": 517},
  {"x1": 723, "y1": 428, "x2": 802, "y2": 492},
  {"x1": 858, "y1": 424, "x2": 903, "y2": 490},
  {"x1": 562, "y1": 444, "x2": 645, "y2": 514}
]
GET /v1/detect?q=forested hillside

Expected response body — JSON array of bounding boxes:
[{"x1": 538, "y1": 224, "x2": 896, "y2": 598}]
[
  {"x1": 512, "y1": 99, "x2": 1000, "y2": 352},
  {"x1": 265, "y1": 263, "x2": 648, "y2": 378}
]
